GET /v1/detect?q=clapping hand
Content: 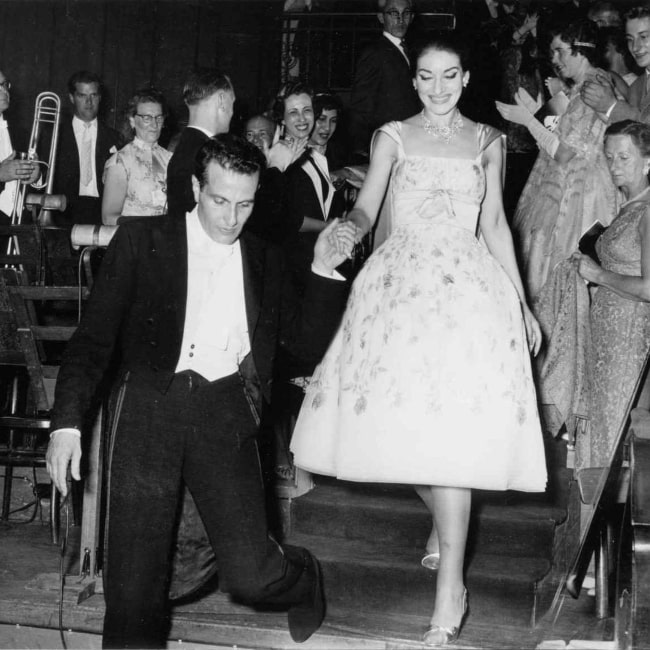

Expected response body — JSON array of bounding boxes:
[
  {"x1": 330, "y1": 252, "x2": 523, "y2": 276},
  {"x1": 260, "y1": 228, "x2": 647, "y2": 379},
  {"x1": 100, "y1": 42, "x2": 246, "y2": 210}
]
[
  {"x1": 580, "y1": 72, "x2": 616, "y2": 113},
  {"x1": 495, "y1": 87, "x2": 538, "y2": 127},
  {"x1": 266, "y1": 137, "x2": 308, "y2": 172}
]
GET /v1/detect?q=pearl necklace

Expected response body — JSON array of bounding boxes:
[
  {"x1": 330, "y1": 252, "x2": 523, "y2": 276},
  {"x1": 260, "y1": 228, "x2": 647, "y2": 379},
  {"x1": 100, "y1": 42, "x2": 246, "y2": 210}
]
[{"x1": 421, "y1": 110, "x2": 463, "y2": 143}]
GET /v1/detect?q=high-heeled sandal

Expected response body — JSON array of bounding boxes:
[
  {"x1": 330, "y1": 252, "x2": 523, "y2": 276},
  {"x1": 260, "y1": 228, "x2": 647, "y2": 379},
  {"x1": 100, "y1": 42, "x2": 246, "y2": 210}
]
[
  {"x1": 423, "y1": 588, "x2": 468, "y2": 647},
  {"x1": 421, "y1": 552, "x2": 440, "y2": 571}
]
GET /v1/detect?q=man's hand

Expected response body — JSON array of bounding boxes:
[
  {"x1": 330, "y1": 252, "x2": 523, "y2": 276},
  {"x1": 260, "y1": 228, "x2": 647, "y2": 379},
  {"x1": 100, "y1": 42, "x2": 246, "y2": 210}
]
[
  {"x1": 46, "y1": 430, "x2": 82, "y2": 497},
  {"x1": 581, "y1": 74, "x2": 616, "y2": 114},
  {"x1": 313, "y1": 219, "x2": 357, "y2": 274},
  {"x1": 0, "y1": 151, "x2": 37, "y2": 183}
]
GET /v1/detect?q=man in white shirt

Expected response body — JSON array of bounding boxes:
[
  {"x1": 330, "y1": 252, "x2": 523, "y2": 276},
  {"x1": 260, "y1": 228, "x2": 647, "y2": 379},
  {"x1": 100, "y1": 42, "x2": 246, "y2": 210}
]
[
  {"x1": 0, "y1": 69, "x2": 39, "y2": 220},
  {"x1": 54, "y1": 70, "x2": 121, "y2": 227},
  {"x1": 46, "y1": 134, "x2": 351, "y2": 648}
]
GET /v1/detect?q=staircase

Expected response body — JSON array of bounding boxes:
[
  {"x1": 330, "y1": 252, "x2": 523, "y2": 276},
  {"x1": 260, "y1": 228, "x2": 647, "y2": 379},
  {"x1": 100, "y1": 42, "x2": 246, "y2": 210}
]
[{"x1": 283, "y1": 439, "x2": 574, "y2": 648}]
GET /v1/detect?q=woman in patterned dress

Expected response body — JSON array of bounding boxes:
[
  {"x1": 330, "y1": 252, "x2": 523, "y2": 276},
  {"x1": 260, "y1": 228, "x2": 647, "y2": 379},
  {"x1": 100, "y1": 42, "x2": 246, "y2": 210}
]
[{"x1": 102, "y1": 87, "x2": 171, "y2": 225}]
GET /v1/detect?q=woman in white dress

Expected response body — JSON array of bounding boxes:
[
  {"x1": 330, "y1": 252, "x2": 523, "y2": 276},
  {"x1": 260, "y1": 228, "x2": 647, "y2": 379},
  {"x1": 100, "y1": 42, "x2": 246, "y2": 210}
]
[{"x1": 290, "y1": 34, "x2": 547, "y2": 646}]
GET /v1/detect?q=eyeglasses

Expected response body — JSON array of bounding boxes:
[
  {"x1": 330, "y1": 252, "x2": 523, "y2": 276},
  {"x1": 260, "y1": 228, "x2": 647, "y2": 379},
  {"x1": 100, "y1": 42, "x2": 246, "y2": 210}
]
[
  {"x1": 384, "y1": 9, "x2": 413, "y2": 20},
  {"x1": 0, "y1": 80, "x2": 11, "y2": 92},
  {"x1": 135, "y1": 114, "x2": 165, "y2": 125}
]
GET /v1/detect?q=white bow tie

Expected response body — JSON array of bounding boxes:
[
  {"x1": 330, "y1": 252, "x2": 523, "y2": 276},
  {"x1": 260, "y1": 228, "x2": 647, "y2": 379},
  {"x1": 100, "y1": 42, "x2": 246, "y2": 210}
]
[{"x1": 0, "y1": 117, "x2": 7, "y2": 128}]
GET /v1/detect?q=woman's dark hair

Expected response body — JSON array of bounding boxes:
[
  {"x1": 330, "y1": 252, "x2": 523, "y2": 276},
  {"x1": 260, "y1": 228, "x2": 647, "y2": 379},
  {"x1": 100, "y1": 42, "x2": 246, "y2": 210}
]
[
  {"x1": 271, "y1": 80, "x2": 314, "y2": 124},
  {"x1": 312, "y1": 91, "x2": 343, "y2": 120},
  {"x1": 122, "y1": 86, "x2": 167, "y2": 142},
  {"x1": 549, "y1": 19, "x2": 600, "y2": 65},
  {"x1": 194, "y1": 133, "x2": 266, "y2": 189},
  {"x1": 411, "y1": 32, "x2": 471, "y2": 76},
  {"x1": 605, "y1": 119, "x2": 650, "y2": 158}
]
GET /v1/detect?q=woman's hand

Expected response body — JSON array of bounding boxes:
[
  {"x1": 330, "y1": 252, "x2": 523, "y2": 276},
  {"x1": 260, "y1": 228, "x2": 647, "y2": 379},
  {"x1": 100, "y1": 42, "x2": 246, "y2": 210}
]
[
  {"x1": 332, "y1": 220, "x2": 360, "y2": 258},
  {"x1": 570, "y1": 251, "x2": 603, "y2": 284},
  {"x1": 266, "y1": 137, "x2": 308, "y2": 171},
  {"x1": 495, "y1": 91, "x2": 535, "y2": 127},
  {"x1": 522, "y1": 303, "x2": 542, "y2": 356}
]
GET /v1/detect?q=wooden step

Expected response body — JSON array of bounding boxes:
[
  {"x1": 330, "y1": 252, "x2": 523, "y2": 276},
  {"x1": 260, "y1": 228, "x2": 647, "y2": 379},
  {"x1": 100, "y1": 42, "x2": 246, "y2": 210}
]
[{"x1": 286, "y1": 532, "x2": 552, "y2": 628}]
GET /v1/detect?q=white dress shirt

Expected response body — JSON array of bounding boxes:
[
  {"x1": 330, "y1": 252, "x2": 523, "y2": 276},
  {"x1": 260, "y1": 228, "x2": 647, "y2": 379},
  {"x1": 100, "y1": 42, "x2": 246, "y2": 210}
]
[
  {"x1": 175, "y1": 207, "x2": 250, "y2": 381},
  {"x1": 72, "y1": 116, "x2": 99, "y2": 197},
  {"x1": 0, "y1": 115, "x2": 17, "y2": 216}
]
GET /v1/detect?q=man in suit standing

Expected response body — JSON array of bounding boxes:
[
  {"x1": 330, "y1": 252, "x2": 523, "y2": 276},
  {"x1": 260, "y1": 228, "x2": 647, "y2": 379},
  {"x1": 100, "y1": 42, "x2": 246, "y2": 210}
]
[
  {"x1": 54, "y1": 71, "x2": 121, "y2": 227},
  {"x1": 348, "y1": 0, "x2": 420, "y2": 157},
  {"x1": 46, "y1": 134, "x2": 351, "y2": 649},
  {"x1": 582, "y1": 5, "x2": 650, "y2": 125},
  {"x1": 0, "y1": 69, "x2": 38, "y2": 221},
  {"x1": 167, "y1": 69, "x2": 235, "y2": 216}
]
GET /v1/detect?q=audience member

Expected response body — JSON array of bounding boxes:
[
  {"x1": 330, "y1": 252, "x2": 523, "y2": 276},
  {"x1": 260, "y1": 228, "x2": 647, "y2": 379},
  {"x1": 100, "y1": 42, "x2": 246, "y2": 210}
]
[
  {"x1": 54, "y1": 70, "x2": 121, "y2": 227},
  {"x1": 348, "y1": 0, "x2": 419, "y2": 157},
  {"x1": 46, "y1": 133, "x2": 352, "y2": 648},
  {"x1": 244, "y1": 113, "x2": 275, "y2": 153},
  {"x1": 598, "y1": 25, "x2": 639, "y2": 91},
  {"x1": 102, "y1": 87, "x2": 172, "y2": 225},
  {"x1": 582, "y1": 5, "x2": 650, "y2": 124},
  {"x1": 271, "y1": 90, "x2": 348, "y2": 481},
  {"x1": 588, "y1": 1, "x2": 621, "y2": 28},
  {"x1": 167, "y1": 68, "x2": 234, "y2": 217},
  {"x1": 497, "y1": 18, "x2": 619, "y2": 305},
  {"x1": 571, "y1": 120, "x2": 650, "y2": 469}
]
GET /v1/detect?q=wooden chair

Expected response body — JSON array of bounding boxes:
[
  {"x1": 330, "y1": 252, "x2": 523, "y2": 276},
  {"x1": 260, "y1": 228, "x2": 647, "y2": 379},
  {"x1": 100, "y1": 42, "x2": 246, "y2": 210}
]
[{"x1": 0, "y1": 281, "x2": 88, "y2": 543}]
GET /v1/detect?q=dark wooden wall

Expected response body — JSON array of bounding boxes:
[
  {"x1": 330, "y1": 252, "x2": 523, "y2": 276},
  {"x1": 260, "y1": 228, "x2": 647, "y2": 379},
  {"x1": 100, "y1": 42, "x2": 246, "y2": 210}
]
[{"x1": 0, "y1": 0, "x2": 283, "y2": 142}]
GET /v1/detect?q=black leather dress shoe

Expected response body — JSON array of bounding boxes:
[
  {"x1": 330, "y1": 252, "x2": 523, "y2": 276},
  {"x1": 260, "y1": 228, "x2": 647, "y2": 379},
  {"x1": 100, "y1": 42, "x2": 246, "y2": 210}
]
[{"x1": 287, "y1": 551, "x2": 325, "y2": 643}]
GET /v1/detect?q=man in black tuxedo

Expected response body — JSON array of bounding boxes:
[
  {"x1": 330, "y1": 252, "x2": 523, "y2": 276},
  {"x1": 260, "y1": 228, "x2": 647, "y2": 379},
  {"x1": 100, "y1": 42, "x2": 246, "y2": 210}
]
[
  {"x1": 167, "y1": 69, "x2": 234, "y2": 216},
  {"x1": 348, "y1": 0, "x2": 420, "y2": 157},
  {"x1": 46, "y1": 134, "x2": 351, "y2": 649},
  {"x1": 54, "y1": 71, "x2": 121, "y2": 227}
]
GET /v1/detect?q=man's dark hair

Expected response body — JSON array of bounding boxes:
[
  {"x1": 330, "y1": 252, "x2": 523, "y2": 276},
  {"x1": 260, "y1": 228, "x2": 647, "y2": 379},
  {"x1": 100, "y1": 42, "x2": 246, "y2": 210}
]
[
  {"x1": 624, "y1": 4, "x2": 650, "y2": 23},
  {"x1": 183, "y1": 68, "x2": 233, "y2": 106},
  {"x1": 194, "y1": 133, "x2": 266, "y2": 189},
  {"x1": 67, "y1": 70, "x2": 103, "y2": 95}
]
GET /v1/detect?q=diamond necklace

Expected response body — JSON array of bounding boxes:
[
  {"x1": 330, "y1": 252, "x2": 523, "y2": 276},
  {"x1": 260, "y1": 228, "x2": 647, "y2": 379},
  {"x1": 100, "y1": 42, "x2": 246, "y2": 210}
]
[{"x1": 421, "y1": 110, "x2": 463, "y2": 143}]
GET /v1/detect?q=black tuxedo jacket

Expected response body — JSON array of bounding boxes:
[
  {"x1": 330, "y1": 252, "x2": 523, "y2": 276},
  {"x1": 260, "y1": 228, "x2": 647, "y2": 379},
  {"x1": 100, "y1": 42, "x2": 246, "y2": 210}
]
[
  {"x1": 348, "y1": 35, "x2": 420, "y2": 154},
  {"x1": 167, "y1": 127, "x2": 209, "y2": 217},
  {"x1": 51, "y1": 212, "x2": 347, "y2": 432},
  {"x1": 53, "y1": 118, "x2": 121, "y2": 226}
]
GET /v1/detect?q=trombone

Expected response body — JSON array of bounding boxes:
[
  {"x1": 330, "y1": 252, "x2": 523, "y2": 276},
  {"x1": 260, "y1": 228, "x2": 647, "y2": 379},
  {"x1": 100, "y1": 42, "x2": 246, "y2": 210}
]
[{"x1": 6, "y1": 91, "x2": 65, "y2": 257}]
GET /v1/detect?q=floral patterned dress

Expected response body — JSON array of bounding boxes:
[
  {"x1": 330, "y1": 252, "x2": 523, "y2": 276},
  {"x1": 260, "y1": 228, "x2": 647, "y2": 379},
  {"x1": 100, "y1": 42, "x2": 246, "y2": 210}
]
[
  {"x1": 290, "y1": 121, "x2": 547, "y2": 492},
  {"x1": 103, "y1": 136, "x2": 172, "y2": 218},
  {"x1": 577, "y1": 190, "x2": 650, "y2": 469}
]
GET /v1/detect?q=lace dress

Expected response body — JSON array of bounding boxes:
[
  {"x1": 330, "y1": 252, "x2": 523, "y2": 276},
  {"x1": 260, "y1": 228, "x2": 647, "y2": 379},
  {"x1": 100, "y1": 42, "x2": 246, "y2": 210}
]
[
  {"x1": 290, "y1": 121, "x2": 547, "y2": 492},
  {"x1": 578, "y1": 191, "x2": 650, "y2": 469},
  {"x1": 513, "y1": 90, "x2": 619, "y2": 304}
]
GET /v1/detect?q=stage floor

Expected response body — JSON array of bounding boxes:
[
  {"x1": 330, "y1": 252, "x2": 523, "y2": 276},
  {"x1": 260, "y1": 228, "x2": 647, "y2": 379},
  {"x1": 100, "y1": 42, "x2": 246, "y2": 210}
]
[{"x1": 0, "y1": 517, "x2": 612, "y2": 650}]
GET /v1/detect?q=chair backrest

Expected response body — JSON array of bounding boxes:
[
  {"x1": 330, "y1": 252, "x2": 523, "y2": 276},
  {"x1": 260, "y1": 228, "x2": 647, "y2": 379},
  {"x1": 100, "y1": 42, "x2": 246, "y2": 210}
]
[{"x1": 7, "y1": 285, "x2": 89, "y2": 412}]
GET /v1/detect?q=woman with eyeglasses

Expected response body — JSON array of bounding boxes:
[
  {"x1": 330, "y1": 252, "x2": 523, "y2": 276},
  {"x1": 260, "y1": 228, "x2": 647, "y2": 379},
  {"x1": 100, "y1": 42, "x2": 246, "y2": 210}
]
[
  {"x1": 102, "y1": 87, "x2": 172, "y2": 225},
  {"x1": 496, "y1": 19, "x2": 619, "y2": 307}
]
